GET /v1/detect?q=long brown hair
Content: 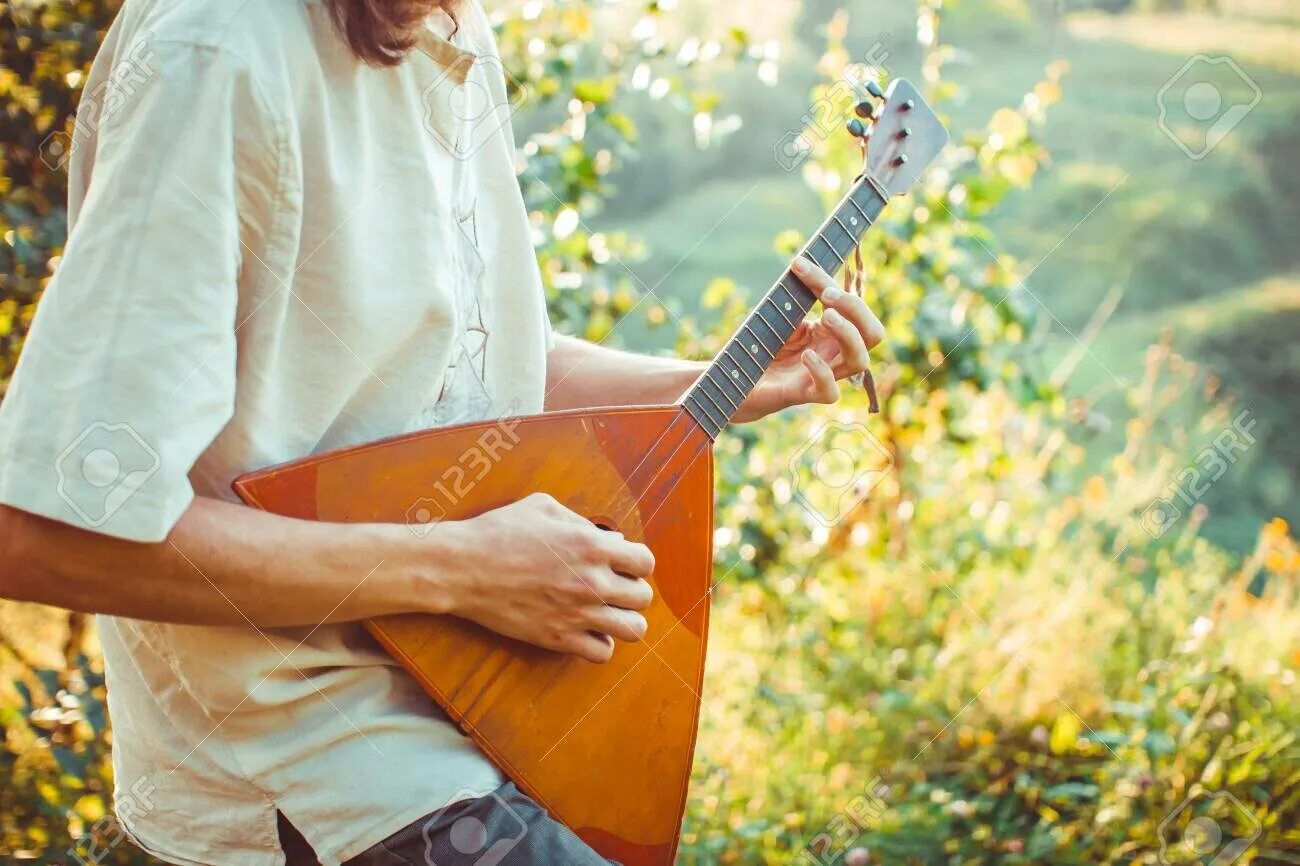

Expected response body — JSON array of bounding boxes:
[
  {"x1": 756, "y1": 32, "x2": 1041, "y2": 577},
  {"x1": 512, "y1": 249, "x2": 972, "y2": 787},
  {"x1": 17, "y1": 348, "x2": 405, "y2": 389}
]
[{"x1": 325, "y1": 0, "x2": 454, "y2": 66}]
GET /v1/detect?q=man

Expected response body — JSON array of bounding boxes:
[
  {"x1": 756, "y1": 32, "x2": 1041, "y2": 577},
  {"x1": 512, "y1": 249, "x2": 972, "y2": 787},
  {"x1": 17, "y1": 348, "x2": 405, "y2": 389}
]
[{"x1": 0, "y1": 0, "x2": 883, "y2": 863}]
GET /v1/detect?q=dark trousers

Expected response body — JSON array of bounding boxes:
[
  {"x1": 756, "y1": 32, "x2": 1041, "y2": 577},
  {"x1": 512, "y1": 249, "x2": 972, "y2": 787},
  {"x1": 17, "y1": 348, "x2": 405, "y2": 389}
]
[{"x1": 278, "y1": 782, "x2": 618, "y2": 865}]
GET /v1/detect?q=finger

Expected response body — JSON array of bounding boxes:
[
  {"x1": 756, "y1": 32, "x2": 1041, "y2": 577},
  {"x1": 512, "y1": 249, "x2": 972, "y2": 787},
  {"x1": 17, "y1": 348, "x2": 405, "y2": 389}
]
[
  {"x1": 822, "y1": 288, "x2": 885, "y2": 351},
  {"x1": 601, "y1": 535, "x2": 656, "y2": 579},
  {"x1": 551, "y1": 499, "x2": 596, "y2": 527},
  {"x1": 820, "y1": 308, "x2": 870, "y2": 377},
  {"x1": 792, "y1": 256, "x2": 885, "y2": 350},
  {"x1": 590, "y1": 569, "x2": 654, "y2": 610},
  {"x1": 583, "y1": 605, "x2": 649, "y2": 643},
  {"x1": 802, "y1": 349, "x2": 840, "y2": 404},
  {"x1": 565, "y1": 631, "x2": 615, "y2": 664},
  {"x1": 790, "y1": 255, "x2": 836, "y2": 294}
]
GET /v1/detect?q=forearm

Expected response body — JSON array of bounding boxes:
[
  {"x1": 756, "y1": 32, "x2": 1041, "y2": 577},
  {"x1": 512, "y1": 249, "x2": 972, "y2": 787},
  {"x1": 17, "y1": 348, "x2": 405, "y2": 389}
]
[
  {"x1": 545, "y1": 334, "x2": 706, "y2": 411},
  {"x1": 0, "y1": 496, "x2": 457, "y2": 628}
]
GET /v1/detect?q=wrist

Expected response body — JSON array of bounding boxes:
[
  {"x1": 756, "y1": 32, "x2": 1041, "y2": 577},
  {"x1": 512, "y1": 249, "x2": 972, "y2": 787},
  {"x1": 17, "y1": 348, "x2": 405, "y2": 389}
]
[
  {"x1": 658, "y1": 360, "x2": 707, "y2": 404},
  {"x1": 381, "y1": 518, "x2": 478, "y2": 617}
]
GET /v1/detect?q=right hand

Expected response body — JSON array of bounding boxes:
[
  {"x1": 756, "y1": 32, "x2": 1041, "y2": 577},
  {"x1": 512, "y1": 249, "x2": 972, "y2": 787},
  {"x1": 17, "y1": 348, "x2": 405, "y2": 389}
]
[{"x1": 440, "y1": 493, "x2": 655, "y2": 663}]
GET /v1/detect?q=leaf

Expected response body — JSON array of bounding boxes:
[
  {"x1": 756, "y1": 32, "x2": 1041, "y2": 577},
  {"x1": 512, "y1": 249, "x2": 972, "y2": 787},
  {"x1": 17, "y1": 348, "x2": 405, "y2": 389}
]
[
  {"x1": 1143, "y1": 730, "x2": 1177, "y2": 756},
  {"x1": 988, "y1": 107, "x2": 1027, "y2": 142},
  {"x1": 572, "y1": 77, "x2": 616, "y2": 106},
  {"x1": 1043, "y1": 782, "x2": 1099, "y2": 803},
  {"x1": 606, "y1": 111, "x2": 638, "y2": 142},
  {"x1": 1049, "y1": 713, "x2": 1080, "y2": 755},
  {"x1": 1108, "y1": 701, "x2": 1149, "y2": 719},
  {"x1": 702, "y1": 277, "x2": 737, "y2": 310}
]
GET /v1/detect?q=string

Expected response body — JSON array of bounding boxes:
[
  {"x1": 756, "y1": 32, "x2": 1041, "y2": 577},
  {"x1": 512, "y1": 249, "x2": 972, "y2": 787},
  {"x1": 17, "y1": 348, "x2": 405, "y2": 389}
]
[{"x1": 843, "y1": 140, "x2": 881, "y2": 414}]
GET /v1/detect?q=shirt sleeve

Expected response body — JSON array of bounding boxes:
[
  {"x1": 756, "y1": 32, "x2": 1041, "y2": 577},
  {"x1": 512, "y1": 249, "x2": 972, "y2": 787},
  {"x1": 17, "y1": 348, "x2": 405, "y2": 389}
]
[{"x1": 0, "y1": 38, "x2": 282, "y2": 542}]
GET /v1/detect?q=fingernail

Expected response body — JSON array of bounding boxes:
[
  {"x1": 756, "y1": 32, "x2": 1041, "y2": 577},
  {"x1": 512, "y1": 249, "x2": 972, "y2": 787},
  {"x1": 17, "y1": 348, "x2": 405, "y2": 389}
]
[
  {"x1": 791, "y1": 257, "x2": 809, "y2": 275},
  {"x1": 822, "y1": 286, "x2": 843, "y2": 302},
  {"x1": 825, "y1": 308, "x2": 843, "y2": 323}
]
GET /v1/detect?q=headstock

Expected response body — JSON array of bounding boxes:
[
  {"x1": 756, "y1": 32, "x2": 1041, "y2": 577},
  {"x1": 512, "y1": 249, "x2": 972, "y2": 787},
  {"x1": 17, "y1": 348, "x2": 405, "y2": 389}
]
[{"x1": 847, "y1": 78, "x2": 948, "y2": 197}]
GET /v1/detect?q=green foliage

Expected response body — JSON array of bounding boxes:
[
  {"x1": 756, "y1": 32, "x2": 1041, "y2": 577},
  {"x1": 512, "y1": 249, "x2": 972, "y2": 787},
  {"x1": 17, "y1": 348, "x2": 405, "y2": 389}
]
[
  {"x1": 682, "y1": 352, "x2": 1300, "y2": 862},
  {"x1": 0, "y1": 0, "x2": 122, "y2": 391},
  {"x1": 2, "y1": 642, "x2": 134, "y2": 864},
  {"x1": 1, "y1": 1, "x2": 1296, "y2": 865}
]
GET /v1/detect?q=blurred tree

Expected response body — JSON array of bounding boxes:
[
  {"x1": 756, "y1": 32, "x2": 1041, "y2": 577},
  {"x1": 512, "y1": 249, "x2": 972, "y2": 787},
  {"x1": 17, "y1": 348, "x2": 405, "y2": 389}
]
[{"x1": 0, "y1": 0, "x2": 122, "y2": 392}]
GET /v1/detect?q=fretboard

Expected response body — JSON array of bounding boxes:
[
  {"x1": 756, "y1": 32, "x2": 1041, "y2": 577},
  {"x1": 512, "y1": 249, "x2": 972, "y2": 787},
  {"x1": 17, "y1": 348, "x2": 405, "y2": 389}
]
[{"x1": 682, "y1": 175, "x2": 890, "y2": 438}]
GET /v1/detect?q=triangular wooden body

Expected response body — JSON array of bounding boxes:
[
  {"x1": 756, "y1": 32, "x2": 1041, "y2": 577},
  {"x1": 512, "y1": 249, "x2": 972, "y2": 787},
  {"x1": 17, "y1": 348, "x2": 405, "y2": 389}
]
[{"x1": 234, "y1": 405, "x2": 716, "y2": 865}]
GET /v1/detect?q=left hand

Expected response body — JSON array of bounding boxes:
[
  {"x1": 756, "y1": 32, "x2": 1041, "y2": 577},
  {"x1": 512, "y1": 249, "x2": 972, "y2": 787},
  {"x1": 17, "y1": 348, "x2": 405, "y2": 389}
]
[{"x1": 734, "y1": 256, "x2": 885, "y2": 423}]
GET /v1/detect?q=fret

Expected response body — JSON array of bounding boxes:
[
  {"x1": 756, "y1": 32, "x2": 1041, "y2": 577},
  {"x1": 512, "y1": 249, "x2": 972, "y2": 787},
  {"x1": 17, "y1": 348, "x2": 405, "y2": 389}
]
[
  {"x1": 780, "y1": 273, "x2": 817, "y2": 309},
  {"x1": 841, "y1": 207, "x2": 863, "y2": 239},
  {"x1": 703, "y1": 368, "x2": 744, "y2": 410},
  {"x1": 689, "y1": 403, "x2": 724, "y2": 439},
  {"x1": 695, "y1": 382, "x2": 729, "y2": 420},
  {"x1": 774, "y1": 277, "x2": 812, "y2": 310},
  {"x1": 721, "y1": 346, "x2": 760, "y2": 388},
  {"x1": 716, "y1": 372, "x2": 750, "y2": 410},
  {"x1": 814, "y1": 234, "x2": 844, "y2": 270},
  {"x1": 731, "y1": 336, "x2": 767, "y2": 371},
  {"x1": 750, "y1": 314, "x2": 788, "y2": 361},
  {"x1": 822, "y1": 221, "x2": 853, "y2": 257},
  {"x1": 718, "y1": 364, "x2": 749, "y2": 393},
  {"x1": 691, "y1": 384, "x2": 733, "y2": 431},
  {"x1": 682, "y1": 173, "x2": 892, "y2": 440},
  {"x1": 846, "y1": 195, "x2": 873, "y2": 226},
  {"x1": 852, "y1": 180, "x2": 882, "y2": 211},
  {"x1": 823, "y1": 209, "x2": 861, "y2": 261},
  {"x1": 767, "y1": 294, "x2": 798, "y2": 328},
  {"x1": 717, "y1": 353, "x2": 759, "y2": 390},
  {"x1": 752, "y1": 305, "x2": 785, "y2": 343},
  {"x1": 740, "y1": 324, "x2": 775, "y2": 362},
  {"x1": 686, "y1": 393, "x2": 726, "y2": 433},
  {"x1": 733, "y1": 335, "x2": 759, "y2": 366}
]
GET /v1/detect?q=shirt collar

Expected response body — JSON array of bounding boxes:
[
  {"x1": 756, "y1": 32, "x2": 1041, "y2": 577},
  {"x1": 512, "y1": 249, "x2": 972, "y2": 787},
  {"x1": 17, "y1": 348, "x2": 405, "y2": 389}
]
[{"x1": 415, "y1": 20, "x2": 476, "y2": 85}]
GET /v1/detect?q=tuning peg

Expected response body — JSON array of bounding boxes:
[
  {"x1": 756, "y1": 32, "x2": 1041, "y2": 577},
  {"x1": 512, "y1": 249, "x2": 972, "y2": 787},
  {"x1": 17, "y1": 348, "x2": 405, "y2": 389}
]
[
  {"x1": 865, "y1": 80, "x2": 884, "y2": 100},
  {"x1": 846, "y1": 118, "x2": 870, "y2": 139},
  {"x1": 854, "y1": 100, "x2": 875, "y2": 119}
]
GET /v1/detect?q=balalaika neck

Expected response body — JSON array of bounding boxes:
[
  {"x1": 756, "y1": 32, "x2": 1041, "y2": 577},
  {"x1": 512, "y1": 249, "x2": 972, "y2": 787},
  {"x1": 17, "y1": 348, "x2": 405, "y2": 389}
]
[{"x1": 682, "y1": 173, "x2": 891, "y2": 439}]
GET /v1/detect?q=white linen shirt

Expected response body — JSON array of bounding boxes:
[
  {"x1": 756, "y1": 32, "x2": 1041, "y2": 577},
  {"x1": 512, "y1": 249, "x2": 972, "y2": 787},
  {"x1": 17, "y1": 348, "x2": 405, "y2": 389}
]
[{"x1": 0, "y1": 0, "x2": 553, "y2": 863}]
